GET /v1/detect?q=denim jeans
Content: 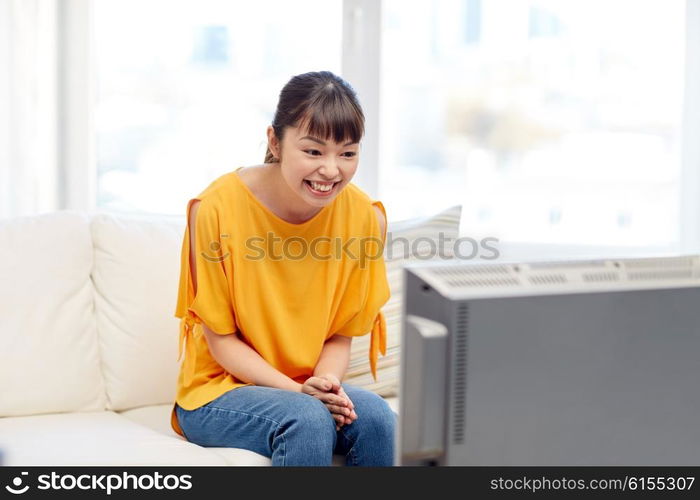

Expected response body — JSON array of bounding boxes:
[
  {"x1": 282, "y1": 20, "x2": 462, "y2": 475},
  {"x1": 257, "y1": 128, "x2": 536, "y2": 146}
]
[{"x1": 175, "y1": 383, "x2": 397, "y2": 466}]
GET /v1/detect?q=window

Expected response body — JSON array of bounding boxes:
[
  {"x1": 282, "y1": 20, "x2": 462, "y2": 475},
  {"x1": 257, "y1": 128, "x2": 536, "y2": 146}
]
[
  {"x1": 89, "y1": 0, "x2": 695, "y2": 251},
  {"x1": 95, "y1": 0, "x2": 342, "y2": 215},
  {"x1": 380, "y1": 0, "x2": 686, "y2": 247}
]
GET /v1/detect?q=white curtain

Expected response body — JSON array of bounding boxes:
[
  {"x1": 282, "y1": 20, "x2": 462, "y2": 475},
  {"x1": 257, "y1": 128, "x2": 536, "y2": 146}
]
[{"x1": 0, "y1": 0, "x2": 59, "y2": 219}]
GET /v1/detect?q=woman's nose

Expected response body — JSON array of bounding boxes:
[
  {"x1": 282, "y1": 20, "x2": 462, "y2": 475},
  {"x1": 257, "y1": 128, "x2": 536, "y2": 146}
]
[{"x1": 319, "y1": 159, "x2": 340, "y2": 179}]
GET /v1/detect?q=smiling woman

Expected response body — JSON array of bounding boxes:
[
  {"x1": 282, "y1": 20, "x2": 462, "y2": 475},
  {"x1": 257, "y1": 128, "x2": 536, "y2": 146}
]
[{"x1": 171, "y1": 71, "x2": 396, "y2": 467}]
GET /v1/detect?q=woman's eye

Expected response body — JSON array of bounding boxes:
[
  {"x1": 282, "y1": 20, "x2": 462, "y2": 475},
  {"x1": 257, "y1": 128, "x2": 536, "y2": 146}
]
[
  {"x1": 342, "y1": 152, "x2": 357, "y2": 158},
  {"x1": 305, "y1": 150, "x2": 321, "y2": 156}
]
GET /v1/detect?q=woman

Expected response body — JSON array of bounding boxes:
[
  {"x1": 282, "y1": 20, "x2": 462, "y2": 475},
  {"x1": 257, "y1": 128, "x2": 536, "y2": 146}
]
[{"x1": 171, "y1": 71, "x2": 396, "y2": 466}]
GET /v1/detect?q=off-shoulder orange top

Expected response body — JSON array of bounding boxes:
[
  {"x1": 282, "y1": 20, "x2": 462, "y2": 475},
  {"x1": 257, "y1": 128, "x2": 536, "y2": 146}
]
[{"x1": 170, "y1": 167, "x2": 390, "y2": 437}]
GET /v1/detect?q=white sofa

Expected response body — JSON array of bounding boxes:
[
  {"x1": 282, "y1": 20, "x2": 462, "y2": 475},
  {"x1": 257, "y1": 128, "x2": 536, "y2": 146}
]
[{"x1": 0, "y1": 209, "x2": 405, "y2": 466}]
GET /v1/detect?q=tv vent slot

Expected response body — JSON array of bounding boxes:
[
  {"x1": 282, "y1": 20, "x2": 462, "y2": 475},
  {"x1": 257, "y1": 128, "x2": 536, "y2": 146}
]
[
  {"x1": 528, "y1": 274, "x2": 567, "y2": 285},
  {"x1": 432, "y1": 265, "x2": 511, "y2": 276},
  {"x1": 622, "y1": 257, "x2": 695, "y2": 269},
  {"x1": 627, "y1": 270, "x2": 694, "y2": 281},
  {"x1": 445, "y1": 277, "x2": 519, "y2": 288},
  {"x1": 583, "y1": 272, "x2": 620, "y2": 282},
  {"x1": 453, "y1": 304, "x2": 468, "y2": 445}
]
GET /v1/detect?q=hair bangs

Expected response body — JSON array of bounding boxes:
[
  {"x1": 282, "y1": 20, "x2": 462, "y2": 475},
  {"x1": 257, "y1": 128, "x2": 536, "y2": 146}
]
[{"x1": 296, "y1": 90, "x2": 364, "y2": 145}]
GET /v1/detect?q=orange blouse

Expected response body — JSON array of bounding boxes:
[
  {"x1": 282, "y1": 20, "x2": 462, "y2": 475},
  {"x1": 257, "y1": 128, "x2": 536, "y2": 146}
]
[{"x1": 170, "y1": 167, "x2": 390, "y2": 437}]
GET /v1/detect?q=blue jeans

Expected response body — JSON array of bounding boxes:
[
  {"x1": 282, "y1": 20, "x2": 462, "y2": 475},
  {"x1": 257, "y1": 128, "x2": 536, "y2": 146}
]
[{"x1": 175, "y1": 383, "x2": 397, "y2": 466}]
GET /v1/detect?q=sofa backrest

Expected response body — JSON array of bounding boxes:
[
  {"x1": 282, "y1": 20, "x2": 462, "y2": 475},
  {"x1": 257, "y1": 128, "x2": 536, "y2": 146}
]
[
  {"x1": 90, "y1": 212, "x2": 185, "y2": 411},
  {"x1": 342, "y1": 205, "x2": 462, "y2": 396},
  {"x1": 0, "y1": 211, "x2": 106, "y2": 417}
]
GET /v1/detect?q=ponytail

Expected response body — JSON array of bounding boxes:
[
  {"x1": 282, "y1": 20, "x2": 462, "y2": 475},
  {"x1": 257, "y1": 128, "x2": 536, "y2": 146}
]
[{"x1": 264, "y1": 147, "x2": 277, "y2": 164}]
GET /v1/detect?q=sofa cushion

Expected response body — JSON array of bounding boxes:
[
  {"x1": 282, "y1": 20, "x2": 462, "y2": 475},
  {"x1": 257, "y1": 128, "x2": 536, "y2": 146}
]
[
  {"x1": 90, "y1": 212, "x2": 185, "y2": 411},
  {"x1": 0, "y1": 411, "x2": 225, "y2": 465},
  {"x1": 343, "y1": 205, "x2": 462, "y2": 396},
  {"x1": 0, "y1": 210, "x2": 106, "y2": 417}
]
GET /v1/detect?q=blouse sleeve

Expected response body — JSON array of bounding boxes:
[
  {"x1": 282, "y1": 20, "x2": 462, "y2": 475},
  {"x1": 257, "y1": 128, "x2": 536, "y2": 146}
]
[
  {"x1": 335, "y1": 200, "x2": 391, "y2": 381},
  {"x1": 174, "y1": 197, "x2": 237, "y2": 386}
]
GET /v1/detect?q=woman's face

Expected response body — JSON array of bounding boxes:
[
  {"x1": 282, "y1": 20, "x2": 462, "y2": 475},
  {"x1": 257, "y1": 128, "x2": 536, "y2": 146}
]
[{"x1": 269, "y1": 124, "x2": 361, "y2": 208}]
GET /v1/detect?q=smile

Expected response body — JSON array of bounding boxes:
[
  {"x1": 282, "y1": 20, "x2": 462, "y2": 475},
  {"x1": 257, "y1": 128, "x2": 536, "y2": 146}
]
[{"x1": 304, "y1": 179, "x2": 340, "y2": 196}]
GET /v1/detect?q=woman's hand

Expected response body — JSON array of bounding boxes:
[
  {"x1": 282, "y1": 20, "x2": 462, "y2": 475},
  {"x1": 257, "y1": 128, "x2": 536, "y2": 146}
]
[
  {"x1": 301, "y1": 375, "x2": 357, "y2": 431},
  {"x1": 316, "y1": 374, "x2": 357, "y2": 431}
]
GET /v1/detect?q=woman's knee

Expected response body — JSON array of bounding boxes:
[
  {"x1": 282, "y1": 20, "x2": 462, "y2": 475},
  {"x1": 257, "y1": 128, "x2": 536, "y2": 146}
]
[
  {"x1": 365, "y1": 401, "x2": 396, "y2": 434},
  {"x1": 344, "y1": 388, "x2": 396, "y2": 437},
  {"x1": 282, "y1": 393, "x2": 336, "y2": 437}
]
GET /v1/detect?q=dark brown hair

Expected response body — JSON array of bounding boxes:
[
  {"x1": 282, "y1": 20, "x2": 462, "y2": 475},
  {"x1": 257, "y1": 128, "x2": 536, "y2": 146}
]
[{"x1": 264, "y1": 71, "x2": 365, "y2": 163}]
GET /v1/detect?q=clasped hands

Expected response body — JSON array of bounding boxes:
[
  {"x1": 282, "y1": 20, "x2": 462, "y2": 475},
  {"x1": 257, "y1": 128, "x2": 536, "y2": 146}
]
[{"x1": 301, "y1": 374, "x2": 357, "y2": 431}]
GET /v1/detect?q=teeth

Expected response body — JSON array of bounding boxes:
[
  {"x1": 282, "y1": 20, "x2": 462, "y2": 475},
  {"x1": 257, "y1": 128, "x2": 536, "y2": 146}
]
[{"x1": 309, "y1": 181, "x2": 333, "y2": 192}]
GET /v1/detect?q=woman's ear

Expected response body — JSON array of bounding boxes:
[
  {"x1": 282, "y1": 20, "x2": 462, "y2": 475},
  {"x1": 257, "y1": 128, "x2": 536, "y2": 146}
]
[{"x1": 266, "y1": 126, "x2": 280, "y2": 159}]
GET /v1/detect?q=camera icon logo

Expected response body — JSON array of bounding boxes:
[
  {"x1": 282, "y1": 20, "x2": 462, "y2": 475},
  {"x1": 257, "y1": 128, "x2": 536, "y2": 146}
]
[{"x1": 5, "y1": 472, "x2": 29, "y2": 494}]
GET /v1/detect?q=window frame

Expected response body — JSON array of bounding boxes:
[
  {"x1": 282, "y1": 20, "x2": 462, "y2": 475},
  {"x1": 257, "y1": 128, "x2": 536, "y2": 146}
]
[
  {"x1": 58, "y1": 0, "x2": 97, "y2": 213},
  {"x1": 680, "y1": 0, "x2": 700, "y2": 253}
]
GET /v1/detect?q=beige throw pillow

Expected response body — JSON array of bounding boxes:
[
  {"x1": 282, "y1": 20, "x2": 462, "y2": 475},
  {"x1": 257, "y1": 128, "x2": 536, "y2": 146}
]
[{"x1": 342, "y1": 205, "x2": 462, "y2": 396}]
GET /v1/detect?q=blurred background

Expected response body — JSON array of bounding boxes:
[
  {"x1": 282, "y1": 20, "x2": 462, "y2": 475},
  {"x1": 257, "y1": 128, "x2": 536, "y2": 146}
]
[{"x1": 2, "y1": 0, "x2": 699, "y2": 258}]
